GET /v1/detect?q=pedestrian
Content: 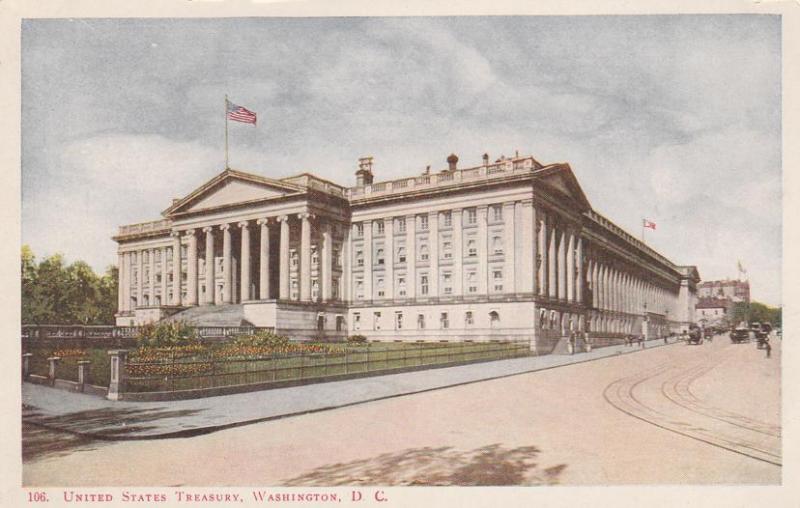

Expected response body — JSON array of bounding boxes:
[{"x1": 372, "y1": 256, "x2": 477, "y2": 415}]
[{"x1": 766, "y1": 341, "x2": 772, "y2": 359}]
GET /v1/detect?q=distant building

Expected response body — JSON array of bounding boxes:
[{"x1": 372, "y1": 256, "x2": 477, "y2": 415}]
[
  {"x1": 113, "y1": 152, "x2": 700, "y2": 352},
  {"x1": 696, "y1": 297, "x2": 730, "y2": 327},
  {"x1": 697, "y1": 279, "x2": 750, "y2": 303}
]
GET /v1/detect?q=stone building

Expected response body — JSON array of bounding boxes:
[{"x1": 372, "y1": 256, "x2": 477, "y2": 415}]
[
  {"x1": 697, "y1": 279, "x2": 750, "y2": 303},
  {"x1": 114, "y1": 153, "x2": 699, "y2": 352}
]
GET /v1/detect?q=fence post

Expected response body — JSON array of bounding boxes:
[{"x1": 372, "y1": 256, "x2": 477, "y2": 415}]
[
  {"x1": 47, "y1": 356, "x2": 60, "y2": 386},
  {"x1": 107, "y1": 350, "x2": 128, "y2": 400},
  {"x1": 345, "y1": 345, "x2": 349, "y2": 374},
  {"x1": 22, "y1": 353, "x2": 33, "y2": 380},
  {"x1": 77, "y1": 360, "x2": 91, "y2": 392}
]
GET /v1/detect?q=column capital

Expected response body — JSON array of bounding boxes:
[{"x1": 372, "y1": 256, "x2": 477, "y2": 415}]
[
  {"x1": 184, "y1": 229, "x2": 196, "y2": 237},
  {"x1": 277, "y1": 215, "x2": 290, "y2": 223},
  {"x1": 202, "y1": 226, "x2": 214, "y2": 234},
  {"x1": 520, "y1": 198, "x2": 534, "y2": 207},
  {"x1": 297, "y1": 212, "x2": 315, "y2": 221},
  {"x1": 257, "y1": 217, "x2": 270, "y2": 226},
  {"x1": 170, "y1": 230, "x2": 182, "y2": 238},
  {"x1": 238, "y1": 220, "x2": 250, "y2": 229},
  {"x1": 219, "y1": 223, "x2": 231, "y2": 231}
]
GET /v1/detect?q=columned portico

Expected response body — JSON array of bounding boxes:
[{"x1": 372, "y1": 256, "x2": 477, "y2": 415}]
[{"x1": 171, "y1": 232, "x2": 181, "y2": 305}]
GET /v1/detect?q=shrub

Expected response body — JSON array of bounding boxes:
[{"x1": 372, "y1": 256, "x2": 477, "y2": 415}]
[
  {"x1": 347, "y1": 334, "x2": 367, "y2": 344},
  {"x1": 136, "y1": 321, "x2": 199, "y2": 348},
  {"x1": 232, "y1": 330, "x2": 290, "y2": 349}
]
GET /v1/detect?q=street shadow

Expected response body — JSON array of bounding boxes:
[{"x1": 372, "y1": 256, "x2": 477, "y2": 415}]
[
  {"x1": 283, "y1": 444, "x2": 567, "y2": 486},
  {"x1": 22, "y1": 422, "x2": 110, "y2": 462},
  {"x1": 23, "y1": 403, "x2": 203, "y2": 437}
]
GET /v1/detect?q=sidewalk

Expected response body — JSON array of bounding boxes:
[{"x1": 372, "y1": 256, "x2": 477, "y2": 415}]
[{"x1": 23, "y1": 337, "x2": 680, "y2": 440}]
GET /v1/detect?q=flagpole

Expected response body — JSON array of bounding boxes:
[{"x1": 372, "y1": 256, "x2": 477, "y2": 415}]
[
  {"x1": 224, "y1": 94, "x2": 229, "y2": 169},
  {"x1": 641, "y1": 220, "x2": 645, "y2": 243}
]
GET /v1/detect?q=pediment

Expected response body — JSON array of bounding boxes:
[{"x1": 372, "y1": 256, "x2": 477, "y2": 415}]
[
  {"x1": 164, "y1": 169, "x2": 303, "y2": 216},
  {"x1": 534, "y1": 164, "x2": 592, "y2": 212}
]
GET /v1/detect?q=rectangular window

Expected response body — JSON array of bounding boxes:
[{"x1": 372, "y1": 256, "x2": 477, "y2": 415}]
[
  {"x1": 397, "y1": 246, "x2": 406, "y2": 263},
  {"x1": 419, "y1": 215, "x2": 429, "y2": 231},
  {"x1": 443, "y1": 211, "x2": 452, "y2": 227},
  {"x1": 467, "y1": 271, "x2": 477, "y2": 293},
  {"x1": 467, "y1": 208, "x2": 477, "y2": 225},
  {"x1": 440, "y1": 312, "x2": 449, "y2": 329},
  {"x1": 397, "y1": 276, "x2": 407, "y2": 297},
  {"x1": 353, "y1": 312, "x2": 361, "y2": 331},
  {"x1": 417, "y1": 314, "x2": 426, "y2": 329},
  {"x1": 395, "y1": 312, "x2": 403, "y2": 330},
  {"x1": 492, "y1": 205, "x2": 503, "y2": 221},
  {"x1": 420, "y1": 244, "x2": 429, "y2": 261},
  {"x1": 376, "y1": 220, "x2": 385, "y2": 235},
  {"x1": 376, "y1": 277, "x2": 385, "y2": 297},
  {"x1": 356, "y1": 250, "x2": 364, "y2": 267},
  {"x1": 373, "y1": 312, "x2": 382, "y2": 330},
  {"x1": 467, "y1": 239, "x2": 477, "y2": 257},
  {"x1": 420, "y1": 274, "x2": 429, "y2": 295},
  {"x1": 442, "y1": 239, "x2": 452, "y2": 259},
  {"x1": 442, "y1": 272, "x2": 453, "y2": 295},
  {"x1": 397, "y1": 218, "x2": 406, "y2": 233},
  {"x1": 356, "y1": 223, "x2": 364, "y2": 237},
  {"x1": 465, "y1": 311, "x2": 474, "y2": 326},
  {"x1": 492, "y1": 235, "x2": 503, "y2": 254},
  {"x1": 355, "y1": 278, "x2": 364, "y2": 300},
  {"x1": 376, "y1": 247, "x2": 385, "y2": 265}
]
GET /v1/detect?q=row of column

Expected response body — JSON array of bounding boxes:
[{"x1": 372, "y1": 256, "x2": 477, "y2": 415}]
[
  {"x1": 119, "y1": 213, "x2": 336, "y2": 313},
  {"x1": 536, "y1": 211, "x2": 583, "y2": 304},
  {"x1": 585, "y1": 251, "x2": 675, "y2": 317},
  {"x1": 350, "y1": 200, "x2": 536, "y2": 300}
]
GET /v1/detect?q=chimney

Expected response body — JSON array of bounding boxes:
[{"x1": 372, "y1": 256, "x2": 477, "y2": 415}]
[
  {"x1": 482, "y1": 153, "x2": 489, "y2": 166},
  {"x1": 446, "y1": 153, "x2": 459, "y2": 172},
  {"x1": 356, "y1": 156, "x2": 374, "y2": 187}
]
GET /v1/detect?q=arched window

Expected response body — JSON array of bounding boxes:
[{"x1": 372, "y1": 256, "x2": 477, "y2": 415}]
[
  {"x1": 419, "y1": 244, "x2": 429, "y2": 261},
  {"x1": 489, "y1": 311, "x2": 500, "y2": 328}
]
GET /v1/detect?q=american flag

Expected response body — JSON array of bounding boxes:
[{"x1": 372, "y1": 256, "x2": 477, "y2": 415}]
[
  {"x1": 226, "y1": 100, "x2": 257, "y2": 125},
  {"x1": 643, "y1": 219, "x2": 656, "y2": 230}
]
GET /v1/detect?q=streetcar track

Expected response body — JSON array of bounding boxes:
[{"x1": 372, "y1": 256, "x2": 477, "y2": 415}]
[{"x1": 602, "y1": 349, "x2": 782, "y2": 467}]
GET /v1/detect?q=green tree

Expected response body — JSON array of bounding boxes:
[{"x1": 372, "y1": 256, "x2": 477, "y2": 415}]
[{"x1": 21, "y1": 246, "x2": 119, "y2": 325}]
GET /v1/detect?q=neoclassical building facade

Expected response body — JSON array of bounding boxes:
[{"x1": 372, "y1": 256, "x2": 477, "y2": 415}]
[{"x1": 114, "y1": 153, "x2": 699, "y2": 352}]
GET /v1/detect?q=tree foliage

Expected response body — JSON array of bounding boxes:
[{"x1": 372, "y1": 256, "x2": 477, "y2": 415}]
[
  {"x1": 728, "y1": 300, "x2": 781, "y2": 328},
  {"x1": 21, "y1": 245, "x2": 118, "y2": 325}
]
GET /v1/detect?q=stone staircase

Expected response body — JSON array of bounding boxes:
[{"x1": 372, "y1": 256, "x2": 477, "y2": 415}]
[{"x1": 164, "y1": 304, "x2": 253, "y2": 327}]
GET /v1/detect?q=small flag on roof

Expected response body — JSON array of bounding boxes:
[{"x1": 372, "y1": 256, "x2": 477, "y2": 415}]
[{"x1": 643, "y1": 219, "x2": 656, "y2": 230}]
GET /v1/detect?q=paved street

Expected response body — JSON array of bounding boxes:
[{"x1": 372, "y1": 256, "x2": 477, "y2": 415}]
[{"x1": 23, "y1": 336, "x2": 780, "y2": 486}]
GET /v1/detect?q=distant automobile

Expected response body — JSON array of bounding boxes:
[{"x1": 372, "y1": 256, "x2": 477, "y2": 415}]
[
  {"x1": 687, "y1": 325, "x2": 703, "y2": 345},
  {"x1": 730, "y1": 326, "x2": 751, "y2": 344}
]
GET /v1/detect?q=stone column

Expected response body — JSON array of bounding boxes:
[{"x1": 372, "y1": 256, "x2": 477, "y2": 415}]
[
  {"x1": 299, "y1": 213, "x2": 312, "y2": 302},
  {"x1": 504, "y1": 201, "x2": 516, "y2": 294},
  {"x1": 239, "y1": 221, "x2": 251, "y2": 302},
  {"x1": 406, "y1": 214, "x2": 416, "y2": 299},
  {"x1": 342, "y1": 223, "x2": 351, "y2": 302},
  {"x1": 160, "y1": 247, "x2": 168, "y2": 306},
  {"x1": 477, "y1": 205, "x2": 488, "y2": 295},
  {"x1": 117, "y1": 253, "x2": 124, "y2": 311},
  {"x1": 451, "y1": 209, "x2": 462, "y2": 297},
  {"x1": 428, "y1": 212, "x2": 438, "y2": 297},
  {"x1": 548, "y1": 220, "x2": 557, "y2": 298},
  {"x1": 322, "y1": 220, "x2": 333, "y2": 301},
  {"x1": 278, "y1": 216, "x2": 290, "y2": 300},
  {"x1": 576, "y1": 237, "x2": 584, "y2": 304},
  {"x1": 566, "y1": 231, "x2": 575, "y2": 302},
  {"x1": 77, "y1": 360, "x2": 91, "y2": 392},
  {"x1": 171, "y1": 232, "x2": 182, "y2": 305},
  {"x1": 136, "y1": 249, "x2": 144, "y2": 307},
  {"x1": 384, "y1": 218, "x2": 394, "y2": 299},
  {"x1": 149, "y1": 247, "x2": 156, "y2": 305},
  {"x1": 221, "y1": 223, "x2": 233, "y2": 303},
  {"x1": 363, "y1": 219, "x2": 373, "y2": 300},
  {"x1": 258, "y1": 218, "x2": 270, "y2": 300},
  {"x1": 558, "y1": 230, "x2": 567, "y2": 301},
  {"x1": 204, "y1": 227, "x2": 216, "y2": 305},
  {"x1": 185, "y1": 230, "x2": 198, "y2": 306},
  {"x1": 538, "y1": 211, "x2": 548, "y2": 296},
  {"x1": 120, "y1": 252, "x2": 129, "y2": 312}
]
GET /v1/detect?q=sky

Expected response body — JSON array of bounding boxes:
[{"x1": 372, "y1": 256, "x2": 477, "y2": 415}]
[{"x1": 21, "y1": 16, "x2": 782, "y2": 305}]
